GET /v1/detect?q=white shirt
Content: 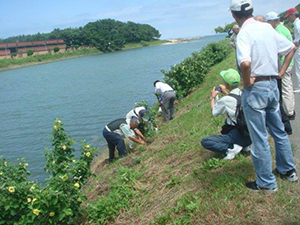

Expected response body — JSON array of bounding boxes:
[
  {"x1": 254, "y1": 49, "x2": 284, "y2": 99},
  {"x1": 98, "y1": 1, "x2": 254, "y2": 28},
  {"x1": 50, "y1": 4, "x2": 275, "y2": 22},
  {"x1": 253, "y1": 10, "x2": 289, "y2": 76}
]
[
  {"x1": 293, "y1": 18, "x2": 300, "y2": 44},
  {"x1": 236, "y1": 18, "x2": 295, "y2": 77},
  {"x1": 126, "y1": 106, "x2": 146, "y2": 124},
  {"x1": 154, "y1": 82, "x2": 173, "y2": 95},
  {"x1": 212, "y1": 88, "x2": 241, "y2": 125}
]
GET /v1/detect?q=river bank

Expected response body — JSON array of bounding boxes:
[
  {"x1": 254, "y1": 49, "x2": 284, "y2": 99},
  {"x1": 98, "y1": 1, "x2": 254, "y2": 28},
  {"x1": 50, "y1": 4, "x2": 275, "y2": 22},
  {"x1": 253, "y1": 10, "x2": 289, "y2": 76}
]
[
  {"x1": 83, "y1": 52, "x2": 300, "y2": 224},
  {"x1": 0, "y1": 40, "x2": 168, "y2": 72}
]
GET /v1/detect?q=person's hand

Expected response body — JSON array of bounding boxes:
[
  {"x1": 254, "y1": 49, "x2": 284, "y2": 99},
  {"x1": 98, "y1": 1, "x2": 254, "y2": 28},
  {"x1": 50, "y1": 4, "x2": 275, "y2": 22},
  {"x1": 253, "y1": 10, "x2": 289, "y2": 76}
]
[
  {"x1": 243, "y1": 77, "x2": 256, "y2": 88},
  {"x1": 211, "y1": 87, "x2": 217, "y2": 98},
  {"x1": 141, "y1": 141, "x2": 147, "y2": 145},
  {"x1": 219, "y1": 85, "x2": 226, "y2": 93}
]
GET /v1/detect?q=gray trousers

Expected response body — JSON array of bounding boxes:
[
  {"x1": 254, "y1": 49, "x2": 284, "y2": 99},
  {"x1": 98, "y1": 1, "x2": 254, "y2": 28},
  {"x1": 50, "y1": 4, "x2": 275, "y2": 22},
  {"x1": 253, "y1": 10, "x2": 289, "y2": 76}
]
[{"x1": 162, "y1": 91, "x2": 176, "y2": 121}]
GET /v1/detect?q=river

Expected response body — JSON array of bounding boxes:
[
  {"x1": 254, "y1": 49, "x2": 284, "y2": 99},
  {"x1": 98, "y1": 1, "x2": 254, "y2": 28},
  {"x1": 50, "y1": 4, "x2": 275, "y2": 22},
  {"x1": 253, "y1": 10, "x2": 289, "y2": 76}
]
[{"x1": 0, "y1": 34, "x2": 226, "y2": 182}]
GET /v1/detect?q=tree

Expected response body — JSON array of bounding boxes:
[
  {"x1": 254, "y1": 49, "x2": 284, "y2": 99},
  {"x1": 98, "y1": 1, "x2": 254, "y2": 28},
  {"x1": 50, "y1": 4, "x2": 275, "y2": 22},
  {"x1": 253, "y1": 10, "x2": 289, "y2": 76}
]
[
  {"x1": 53, "y1": 47, "x2": 60, "y2": 53},
  {"x1": 27, "y1": 49, "x2": 34, "y2": 56}
]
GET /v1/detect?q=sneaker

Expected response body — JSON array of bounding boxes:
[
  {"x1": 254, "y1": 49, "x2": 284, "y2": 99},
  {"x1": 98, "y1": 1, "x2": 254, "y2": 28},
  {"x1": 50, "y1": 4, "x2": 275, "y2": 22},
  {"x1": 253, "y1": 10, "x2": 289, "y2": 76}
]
[
  {"x1": 246, "y1": 181, "x2": 278, "y2": 193},
  {"x1": 242, "y1": 145, "x2": 251, "y2": 153},
  {"x1": 293, "y1": 88, "x2": 300, "y2": 93},
  {"x1": 274, "y1": 168, "x2": 298, "y2": 182},
  {"x1": 224, "y1": 144, "x2": 243, "y2": 160}
]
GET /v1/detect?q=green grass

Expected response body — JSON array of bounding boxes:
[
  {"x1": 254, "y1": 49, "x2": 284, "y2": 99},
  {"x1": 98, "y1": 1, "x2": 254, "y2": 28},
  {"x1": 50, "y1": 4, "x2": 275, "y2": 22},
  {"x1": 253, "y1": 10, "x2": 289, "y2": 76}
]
[{"x1": 83, "y1": 52, "x2": 300, "y2": 225}]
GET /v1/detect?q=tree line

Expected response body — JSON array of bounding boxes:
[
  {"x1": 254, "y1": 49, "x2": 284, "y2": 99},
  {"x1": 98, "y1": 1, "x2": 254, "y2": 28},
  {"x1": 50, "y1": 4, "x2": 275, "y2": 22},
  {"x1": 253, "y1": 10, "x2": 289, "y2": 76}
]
[{"x1": 0, "y1": 19, "x2": 161, "y2": 52}]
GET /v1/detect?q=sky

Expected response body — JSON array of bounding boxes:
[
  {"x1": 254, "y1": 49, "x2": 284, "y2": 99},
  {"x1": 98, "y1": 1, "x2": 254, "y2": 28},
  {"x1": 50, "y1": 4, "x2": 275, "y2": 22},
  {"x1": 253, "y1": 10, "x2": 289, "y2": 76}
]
[{"x1": 0, "y1": 0, "x2": 299, "y2": 40}]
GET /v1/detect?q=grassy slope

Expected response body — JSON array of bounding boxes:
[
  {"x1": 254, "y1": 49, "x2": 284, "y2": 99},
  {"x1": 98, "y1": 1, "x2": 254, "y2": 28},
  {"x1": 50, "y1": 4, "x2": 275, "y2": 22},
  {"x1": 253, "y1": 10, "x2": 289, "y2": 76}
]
[{"x1": 84, "y1": 52, "x2": 300, "y2": 225}]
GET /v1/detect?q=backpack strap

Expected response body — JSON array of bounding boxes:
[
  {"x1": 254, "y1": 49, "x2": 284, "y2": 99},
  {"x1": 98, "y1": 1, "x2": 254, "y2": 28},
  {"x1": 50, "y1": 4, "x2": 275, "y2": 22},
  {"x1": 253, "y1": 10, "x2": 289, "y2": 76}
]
[{"x1": 227, "y1": 93, "x2": 241, "y2": 125}]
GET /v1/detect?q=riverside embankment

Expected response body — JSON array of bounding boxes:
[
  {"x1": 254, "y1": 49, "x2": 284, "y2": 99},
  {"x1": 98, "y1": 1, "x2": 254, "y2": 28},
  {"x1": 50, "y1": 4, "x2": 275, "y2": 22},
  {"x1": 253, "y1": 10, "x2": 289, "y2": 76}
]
[{"x1": 84, "y1": 52, "x2": 300, "y2": 225}]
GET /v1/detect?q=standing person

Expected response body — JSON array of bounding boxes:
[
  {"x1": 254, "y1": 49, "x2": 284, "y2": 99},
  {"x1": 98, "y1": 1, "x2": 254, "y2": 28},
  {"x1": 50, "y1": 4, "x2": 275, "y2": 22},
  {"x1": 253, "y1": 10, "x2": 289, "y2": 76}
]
[
  {"x1": 154, "y1": 80, "x2": 176, "y2": 122},
  {"x1": 230, "y1": 24, "x2": 240, "y2": 49},
  {"x1": 102, "y1": 117, "x2": 146, "y2": 162},
  {"x1": 266, "y1": 11, "x2": 296, "y2": 119},
  {"x1": 230, "y1": 0, "x2": 298, "y2": 192},
  {"x1": 285, "y1": 8, "x2": 300, "y2": 93},
  {"x1": 201, "y1": 69, "x2": 251, "y2": 160}
]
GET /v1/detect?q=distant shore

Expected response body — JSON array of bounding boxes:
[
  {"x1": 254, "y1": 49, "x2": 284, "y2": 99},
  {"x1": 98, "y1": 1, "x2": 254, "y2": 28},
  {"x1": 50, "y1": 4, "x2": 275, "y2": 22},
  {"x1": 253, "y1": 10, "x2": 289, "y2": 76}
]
[{"x1": 0, "y1": 40, "x2": 168, "y2": 72}]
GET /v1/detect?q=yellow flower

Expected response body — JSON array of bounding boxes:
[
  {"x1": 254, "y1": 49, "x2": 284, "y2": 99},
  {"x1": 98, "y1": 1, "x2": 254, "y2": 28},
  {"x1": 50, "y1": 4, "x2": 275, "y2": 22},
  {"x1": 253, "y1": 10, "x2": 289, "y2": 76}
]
[
  {"x1": 52, "y1": 160, "x2": 55, "y2": 164},
  {"x1": 85, "y1": 144, "x2": 90, "y2": 149},
  {"x1": 30, "y1": 185, "x2": 36, "y2": 190},
  {"x1": 32, "y1": 198, "x2": 37, "y2": 203},
  {"x1": 85, "y1": 152, "x2": 91, "y2": 157},
  {"x1": 8, "y1": 186, "x2": 15, "y2": 193},
  {"x1": 49, "y1": 212, "x2": 55, "y2": 217},
  {"x1": 23, "y1": 163, "x2": 28, "y2": 169},
  {"x1": 77, "y1": 197, "x2": 82, "y2": 202},
  {"x1": 27, "y1": 198, "x2": 32, "y2": 203},
  {"x1": 33, "y1": 209, "x2": 40, "y2": 216},
  {"x1": 53, "y1": 125, "x2": 58, "y2": 130},
  {"x1": 3, "y1": 162, "x2": 7, "y2": 167},
  {"x1": 60, "y1": 174, "x2": 68, "y2": 182},
  {"x1": 57, "y1": 120, "x2": 62, "y2": 124},
  {"x1": 72, "y1": 159, "x2": 76, "y2": 163},
  {"x1": 0, "y1": 172, "x2": 3, "y2": 176},
  {"x1": 74, "y1": 183, "x2": 80, "y2": 188},
  {"x1": 62, "y1": 145, "x2": 67, "y2": 150}
]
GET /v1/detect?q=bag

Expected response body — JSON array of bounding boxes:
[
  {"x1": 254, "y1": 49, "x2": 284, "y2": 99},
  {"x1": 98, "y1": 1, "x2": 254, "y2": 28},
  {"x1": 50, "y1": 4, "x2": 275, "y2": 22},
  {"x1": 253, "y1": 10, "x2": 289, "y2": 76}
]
[
  {"x1": 228, "y1": 93, "x2": 249, "y2": 137},
  {"x1": 221, "y1": 123, "x2": 235, "y2": 134}
]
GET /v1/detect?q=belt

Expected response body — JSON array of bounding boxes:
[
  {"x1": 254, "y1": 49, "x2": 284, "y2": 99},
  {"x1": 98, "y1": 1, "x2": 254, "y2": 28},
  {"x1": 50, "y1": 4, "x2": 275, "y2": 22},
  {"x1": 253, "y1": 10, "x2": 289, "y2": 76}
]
[{"x1": 254, "y1": 76, "x2": 277, "y2": 82}]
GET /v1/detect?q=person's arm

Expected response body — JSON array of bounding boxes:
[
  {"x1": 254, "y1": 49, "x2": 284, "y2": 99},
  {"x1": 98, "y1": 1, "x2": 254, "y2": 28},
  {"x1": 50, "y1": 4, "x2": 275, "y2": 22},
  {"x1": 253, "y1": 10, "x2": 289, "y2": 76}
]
[
  {"x1": 129, "y1": 136, "x2": 146, "y2": 145},
  {"x1": 135, "y1": 129, "x2": 146, "y2": 140},
  {"x1": 241, "y1": 61, "x2": 256, "y2": 88},
  {"x1": 219, "y1": 85, "x2": 228, "y2": 95},
  {"x1": 210, "y1": 87, "x2": 218, "y2": 110},
  {"x1": 278, "y1": 46, "x2": 297, "y2": 78}
]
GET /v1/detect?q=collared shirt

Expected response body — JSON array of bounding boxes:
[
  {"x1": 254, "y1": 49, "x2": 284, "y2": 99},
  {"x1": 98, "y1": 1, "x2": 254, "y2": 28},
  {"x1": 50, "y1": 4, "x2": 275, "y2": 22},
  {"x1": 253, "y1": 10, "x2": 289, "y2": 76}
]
[
  {"x1": 275, "y1": 23, "x2": 294, "y2": 66},
  {"x1": 212, "y1": 88, "x2": 241, "y2": 125},
  {"x1": 114, "y1": 124, "x2": 135, "y2": 138},
  {"x1": 293, "y1": 18, "x2": 300, "y2": 44},
  {"x1": 236, "y1": 17, "x2": 295, "y2": 77},
  {"x1": 126, "y1": 106, "x2": 146, "y2": 124},
  {"x1": 155, "y1": 82, "x2": 173, "y2": 95}
]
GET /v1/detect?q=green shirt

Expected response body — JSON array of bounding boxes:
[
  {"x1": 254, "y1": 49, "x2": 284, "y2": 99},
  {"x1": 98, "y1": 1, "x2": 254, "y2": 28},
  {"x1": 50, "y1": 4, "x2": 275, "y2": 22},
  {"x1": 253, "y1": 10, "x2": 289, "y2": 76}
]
[{"x1": 275, "y1": 23, "x2": 294, "y2": 66}]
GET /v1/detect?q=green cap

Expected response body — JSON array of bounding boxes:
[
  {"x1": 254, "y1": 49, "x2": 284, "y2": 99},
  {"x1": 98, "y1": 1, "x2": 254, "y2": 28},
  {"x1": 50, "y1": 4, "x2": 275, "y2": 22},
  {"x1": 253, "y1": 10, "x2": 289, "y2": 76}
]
[{"x1": 220, "y1": 69, "x2": 240, "y2": 86}]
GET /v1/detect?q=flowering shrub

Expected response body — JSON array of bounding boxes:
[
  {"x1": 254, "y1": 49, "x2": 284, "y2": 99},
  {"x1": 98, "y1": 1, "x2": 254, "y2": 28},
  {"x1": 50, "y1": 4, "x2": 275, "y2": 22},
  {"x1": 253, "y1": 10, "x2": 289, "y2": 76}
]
[
  {"x1": 0, "y1": 118, "x2": 97, "y2": 224},
  {"x1": 162, "y1": 39, "x2": 232, "y2": 98}
]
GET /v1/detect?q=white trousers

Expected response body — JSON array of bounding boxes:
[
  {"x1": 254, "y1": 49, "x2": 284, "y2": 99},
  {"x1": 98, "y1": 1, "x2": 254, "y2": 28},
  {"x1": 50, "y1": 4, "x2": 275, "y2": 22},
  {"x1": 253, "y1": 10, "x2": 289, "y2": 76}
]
[
  {"x1": 293, "y1": 47, "x2": 300, "y2": 90},
  {"x1": 282, "y1": 66, "x2": 295, "y2": 116}
]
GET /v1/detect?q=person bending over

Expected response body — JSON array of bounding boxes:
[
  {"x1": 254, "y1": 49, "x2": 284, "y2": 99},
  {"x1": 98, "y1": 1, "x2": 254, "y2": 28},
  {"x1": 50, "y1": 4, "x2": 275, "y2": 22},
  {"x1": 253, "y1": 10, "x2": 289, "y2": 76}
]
[{"x1": 102, "y1": 117, "x2": 146, "y2": 162}]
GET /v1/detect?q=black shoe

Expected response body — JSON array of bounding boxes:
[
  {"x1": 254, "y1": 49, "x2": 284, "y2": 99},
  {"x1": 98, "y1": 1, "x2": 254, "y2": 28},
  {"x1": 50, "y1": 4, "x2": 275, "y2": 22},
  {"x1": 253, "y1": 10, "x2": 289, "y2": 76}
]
[
  {"x1": 288, "y1": 111, "x2": 296, "y2": 120},
  {"x1": 274, "y1": 168, "x2": 298, "y2": 182},
  {"x1": 246, "y1": 181, "x2": 278, "y2": 193}
]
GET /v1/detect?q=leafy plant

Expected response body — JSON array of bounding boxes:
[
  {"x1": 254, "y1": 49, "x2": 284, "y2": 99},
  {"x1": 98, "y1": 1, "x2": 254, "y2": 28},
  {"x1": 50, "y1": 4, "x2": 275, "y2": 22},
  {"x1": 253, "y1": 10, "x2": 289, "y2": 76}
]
[
  {"x1": 27, "y1": 49, "x2": 34, "y2": 56},
  {"x1": 0, "y1": 119, "x2": 97, "y2": 224},
  {"x1": 53, "y1": 47, "x2": 60, "y2": 53},
  {"x1": 162, "y1": 39, "x2": 232, "y2": 98}
]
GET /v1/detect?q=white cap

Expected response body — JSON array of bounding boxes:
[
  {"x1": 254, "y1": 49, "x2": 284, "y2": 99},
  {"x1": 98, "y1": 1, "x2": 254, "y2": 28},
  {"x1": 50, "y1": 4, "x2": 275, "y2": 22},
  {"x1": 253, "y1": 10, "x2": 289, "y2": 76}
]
[
  {"x1": 230, "y1": 0, "x2": 253, "y2": 12},
  {"x1": 266, "y1": 11, "x2": 279, "y2": 21}
]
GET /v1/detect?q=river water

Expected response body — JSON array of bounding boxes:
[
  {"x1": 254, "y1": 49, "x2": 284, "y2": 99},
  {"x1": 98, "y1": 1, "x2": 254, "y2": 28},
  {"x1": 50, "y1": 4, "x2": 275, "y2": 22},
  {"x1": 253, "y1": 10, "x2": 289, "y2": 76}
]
[{"x1": 0, "y1": 34, "x2": 225, "y2": 181}]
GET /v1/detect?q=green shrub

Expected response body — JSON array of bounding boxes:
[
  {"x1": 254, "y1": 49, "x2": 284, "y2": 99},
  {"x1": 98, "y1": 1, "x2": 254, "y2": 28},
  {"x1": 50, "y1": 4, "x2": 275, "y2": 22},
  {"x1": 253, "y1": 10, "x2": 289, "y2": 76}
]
[
  {"x1": 140, "y1": 41, "x2": 149, "y2": 47},
  {"x1": 27, "y1": 50, "x2": 34, "y2": 56},
  {"x1": 162, "y1": 39, "x2": 232, "y2": 98},
  {"x1": 53, "y1": 47, "x2": 60, "y2": 53},
  {"x1": 0, "y1": 118, "x2": 97, "y2": 224}
]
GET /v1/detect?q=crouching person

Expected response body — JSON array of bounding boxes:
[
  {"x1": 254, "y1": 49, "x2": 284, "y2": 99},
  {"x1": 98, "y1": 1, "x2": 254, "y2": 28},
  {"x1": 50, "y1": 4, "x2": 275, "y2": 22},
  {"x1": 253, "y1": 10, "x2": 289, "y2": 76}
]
[
  {"x1": 103, "y1": 117, "x2": 146, "y2": 162},
  {"x1": 201, "y1": 69, "x2": 251, "y2": 160}
]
